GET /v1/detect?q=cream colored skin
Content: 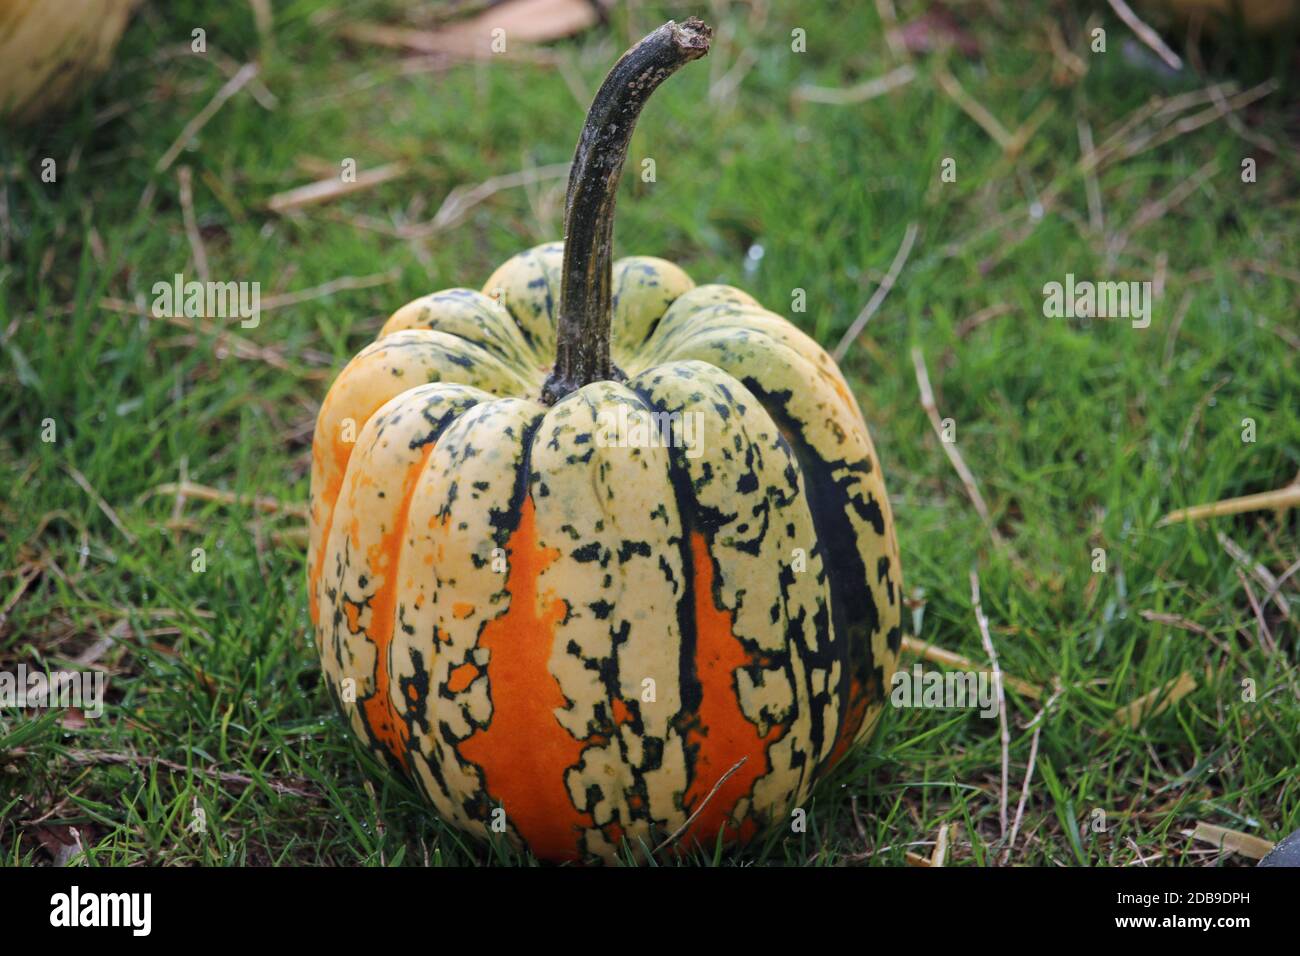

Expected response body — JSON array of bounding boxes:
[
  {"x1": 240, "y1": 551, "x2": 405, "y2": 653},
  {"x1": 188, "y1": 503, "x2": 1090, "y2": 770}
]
[{"x1": 309, "y1": 242, "x2": 902, "y2": 862}]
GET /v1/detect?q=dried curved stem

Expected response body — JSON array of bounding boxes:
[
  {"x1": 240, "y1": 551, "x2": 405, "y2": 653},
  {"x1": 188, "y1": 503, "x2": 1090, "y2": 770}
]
[{"x1": 541, "y1": 18, "x2": 711, "y2": 404}]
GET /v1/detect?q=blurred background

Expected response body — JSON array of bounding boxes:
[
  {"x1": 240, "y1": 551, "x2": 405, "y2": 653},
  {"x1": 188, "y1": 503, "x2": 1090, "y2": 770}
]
[{"x1": 1, "y1": 1, "x2": 1297, "y2": 866}]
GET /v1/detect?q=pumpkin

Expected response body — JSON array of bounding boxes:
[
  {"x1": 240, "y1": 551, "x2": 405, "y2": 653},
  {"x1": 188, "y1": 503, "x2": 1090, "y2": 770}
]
[
  {"x1": 308, "y1": 18, "x2": 902, "y2": 863},
  {"x1": 0, "y1": 0, "x2": 140, "y2": 123}
]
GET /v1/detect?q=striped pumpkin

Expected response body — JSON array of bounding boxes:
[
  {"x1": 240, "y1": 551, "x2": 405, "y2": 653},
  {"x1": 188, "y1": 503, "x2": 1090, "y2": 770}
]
[{"x1": 308, "y1": 19, "x2": 901, "y2": 863}]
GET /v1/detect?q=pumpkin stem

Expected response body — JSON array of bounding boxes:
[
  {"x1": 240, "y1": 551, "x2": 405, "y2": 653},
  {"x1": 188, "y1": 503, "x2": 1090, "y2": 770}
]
[{"x1": 541, "y1": 18, "x2": 711, "y2": 405}]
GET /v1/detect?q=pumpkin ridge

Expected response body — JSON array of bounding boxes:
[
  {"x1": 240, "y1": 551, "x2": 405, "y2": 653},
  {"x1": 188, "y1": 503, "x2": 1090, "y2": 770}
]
[
  {"x1": 480, "y1": 243, "x2": 564, "y2": 358},
  {"x1": 319, "y1": 384, "x2": 491, "y2": 770},
  {"x1": 511, "y1": 382, "x2": 687, "y2": 860},
  {"x1": 308, "y1": 331, "x2": 535, "y2": 628},
  {"x1": 356, "y1": 442, "x2": 434, "y2": 770},
  {"x1": 650, "y1": 365, "x2": 839, "y2": 784},
  {"x1": 632, "y1": 319, "x2": 898, "y2": 771},
  {"x1": 680, "y1": 529, "x2": 782, "y2": 844},
  {"x1": 623, "y1": 373, "x2": 790, "y2": 844},
  {"x1": 387, "y1": 398, "x2": 545, "y2": 833},
  {"x1": 738, "y1": 376, "x2": 890, "y2": 772},
  {"x1": 563, "y1": 386, "x2": 662, "y2": 851},
  {"x1": 572, "y1": 382, "x2": 723, "y2": 856},
  {"x1": 380, "y1": 289, "x2": 541, "y2": 375},
  {"x1": 412, "y1": 400, "x2": 619, "y2": 858},
  {"x1": 455, "y1": 492, "x2": 594, "y2": 861},
  {"x1": 609, "y1": 255, "x2": 696, "y2": 362}
]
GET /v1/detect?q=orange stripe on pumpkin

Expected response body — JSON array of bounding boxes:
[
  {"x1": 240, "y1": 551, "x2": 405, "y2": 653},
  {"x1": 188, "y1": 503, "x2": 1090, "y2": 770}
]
[
  {"x1": 357, "y1": 445, "x2": 434, "y2": 770},
  {"x1": 447, "y1": 662, "x2": 480, "y2": 693},
  {"x1": 681, "y1": 531, "x2": 779, "y2": 846},
  {"x1": 610, "y1": 697, "x2": 633, "y2": 726},
  {"x1": 343, "y1": 599, "x2": 363, "y2": 635},
  {"x1": 826, "y1": 675, "x2": 869, "y2": 769},
  {"x1": 458, "y1": 495, "x2": 594, "y2": 861},
  {"x1": 309, "y1": 384, "x2": 407, "y2": 625}
]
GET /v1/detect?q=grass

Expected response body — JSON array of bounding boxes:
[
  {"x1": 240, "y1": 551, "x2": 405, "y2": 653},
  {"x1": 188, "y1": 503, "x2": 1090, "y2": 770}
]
[{"x1": 1, "y1": 0, "x2": 1297, "y2": 867}]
